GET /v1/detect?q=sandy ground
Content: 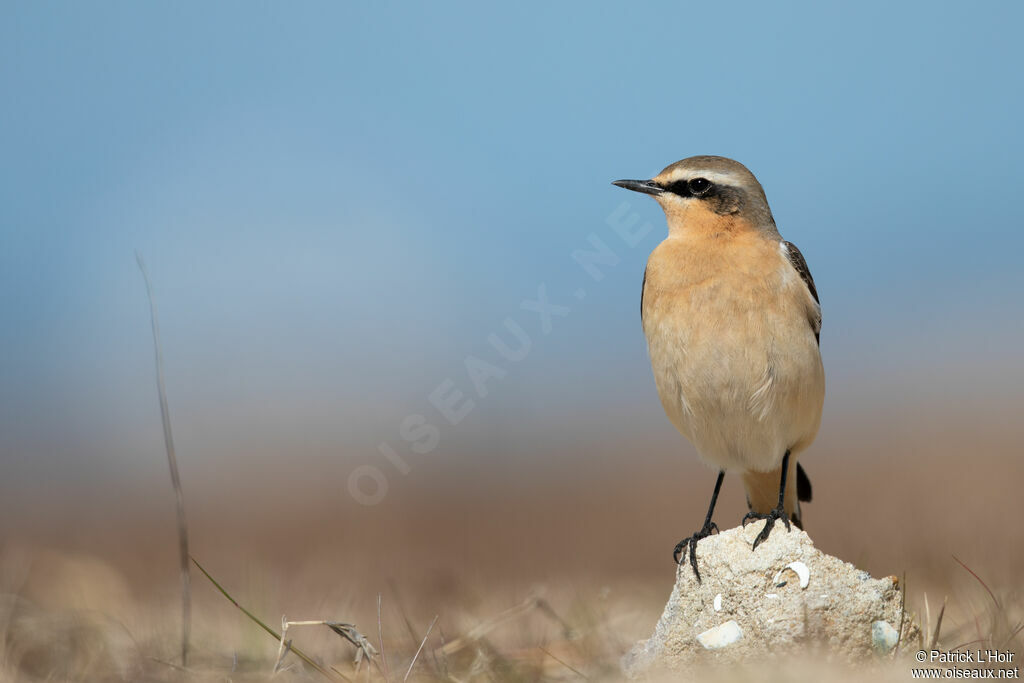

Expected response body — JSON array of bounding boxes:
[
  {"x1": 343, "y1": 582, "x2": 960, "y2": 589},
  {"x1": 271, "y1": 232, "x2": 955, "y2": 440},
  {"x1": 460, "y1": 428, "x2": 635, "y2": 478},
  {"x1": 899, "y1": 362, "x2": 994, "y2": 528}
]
[{"x1": 1, "y1": 412, "x2": 1021, "y2": 680}]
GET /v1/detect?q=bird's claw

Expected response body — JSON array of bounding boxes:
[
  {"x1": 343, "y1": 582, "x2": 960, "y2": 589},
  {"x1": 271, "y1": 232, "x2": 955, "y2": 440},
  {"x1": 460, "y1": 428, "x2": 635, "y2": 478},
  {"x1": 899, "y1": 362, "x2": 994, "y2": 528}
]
[
  {"x1": 672, "y1": 521, "x2": 719, "y2": 583},
  {"x1": 742, "y1": 505, "x2": 792, "y2": 551}
]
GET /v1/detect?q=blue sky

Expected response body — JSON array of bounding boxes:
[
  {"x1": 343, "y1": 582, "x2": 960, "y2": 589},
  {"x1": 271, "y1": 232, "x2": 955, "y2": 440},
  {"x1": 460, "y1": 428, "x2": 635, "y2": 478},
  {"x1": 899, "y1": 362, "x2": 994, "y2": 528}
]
[{"x1": 2, "y1": 2, "x2": 1022, "y2": 489}]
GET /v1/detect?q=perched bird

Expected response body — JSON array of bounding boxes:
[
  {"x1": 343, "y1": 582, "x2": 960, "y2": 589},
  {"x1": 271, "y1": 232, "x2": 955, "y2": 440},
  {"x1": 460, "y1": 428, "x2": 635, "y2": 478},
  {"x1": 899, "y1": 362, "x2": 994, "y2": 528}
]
[{"x1": 613, "y1": 156, "x2": 824, "y2": 581}]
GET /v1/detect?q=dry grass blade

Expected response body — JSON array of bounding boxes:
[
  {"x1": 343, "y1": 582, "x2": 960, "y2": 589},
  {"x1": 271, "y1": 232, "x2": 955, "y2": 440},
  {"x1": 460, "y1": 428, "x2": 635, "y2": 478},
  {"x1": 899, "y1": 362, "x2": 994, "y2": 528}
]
[
  {"x1": 378, "y1": 594, "x2": 390, "y2": 682},
  {"x1": 191, "y1": 556, "x2": 342, "y2": 681},
  {"x1": 273, "y1": 620, "x2": 378, "y2": 675},
  {"x1": 893, "y1": 571, "x2": 907, "y2": 657},
  {"x1": 538, "y1": 646, "x2": 588, "y2": 680},
  {"x1": 274, "y1": 615, "x2": 293, "y2": 674},
  {"x1": 924, "y1": 592, "x2": 931, "y2": 644},
  {"x1": 535, "y1": 598, "x2": 577, "y2": 640},
  {"x1": 386, "y1": 579, "x2": 423, "y2": 650},
  {"x1": 135, "y1": 251, "x2": 191, "y2": 667},
  {"x1": 434, "y1": 627, "x2": 452, "y2": 680},
  {"x1": 147, "y1": 656, "x2": 189, "y2": 673},
  {"x1": 404, "y1": 615, "x2": 438, "y2": 682},
  {"x1": 952, "y1": 637, "x2": 987, "y2": 651},
  {"x1": 1005, "y1": 621, "x2": 1024, "y2": 647},
  {"x1": 952, "y1": 554, "x2": 1001, "y2": 610},
  {"x1": 436, "y1": 598, "x2": 544, "y2": 658},
  {"x1": 930, "y1": 598, "x2": 947, "y2": 651}
]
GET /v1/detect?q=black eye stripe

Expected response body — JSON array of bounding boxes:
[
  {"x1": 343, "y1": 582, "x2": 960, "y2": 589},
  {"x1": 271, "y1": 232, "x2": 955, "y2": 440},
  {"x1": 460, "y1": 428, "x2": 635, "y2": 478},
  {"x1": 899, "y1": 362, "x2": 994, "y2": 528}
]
[
  {"x1": 661, "y1": 177, "x2": 716, "y2": 198},
  {"x1": 664, "y1": 180, "x2": 692, "y2": 196}
]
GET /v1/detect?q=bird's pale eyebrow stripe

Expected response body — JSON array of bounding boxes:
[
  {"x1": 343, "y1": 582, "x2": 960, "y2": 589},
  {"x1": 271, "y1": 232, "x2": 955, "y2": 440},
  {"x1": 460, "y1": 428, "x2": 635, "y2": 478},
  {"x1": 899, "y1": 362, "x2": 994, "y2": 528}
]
[{"x1": 660, "y1": 169, "x2": 744, "y2": 185}]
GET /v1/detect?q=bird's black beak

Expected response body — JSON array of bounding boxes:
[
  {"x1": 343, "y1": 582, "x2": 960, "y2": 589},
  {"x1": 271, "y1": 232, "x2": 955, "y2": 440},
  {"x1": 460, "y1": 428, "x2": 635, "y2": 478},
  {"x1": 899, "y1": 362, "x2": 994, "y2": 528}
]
[{"x1": 612, "y1": 179, "x2": 664, "y2": 196}]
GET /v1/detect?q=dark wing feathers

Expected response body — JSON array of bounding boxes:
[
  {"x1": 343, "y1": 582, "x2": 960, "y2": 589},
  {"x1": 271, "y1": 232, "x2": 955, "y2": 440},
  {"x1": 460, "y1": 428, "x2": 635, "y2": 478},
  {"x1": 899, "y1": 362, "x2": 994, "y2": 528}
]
[
  {"x1": 786, "y1": 243, "x2": 818, "y2": 507},
  {"x1": 782, "y1": 240, "x2": 821, "y2": 344},
  {"x1": 640, "y1": 266, "x2": 647, "y2": 323},
  {"x1": 782, "y1": 240, "x2": 819, "y2": 303}
]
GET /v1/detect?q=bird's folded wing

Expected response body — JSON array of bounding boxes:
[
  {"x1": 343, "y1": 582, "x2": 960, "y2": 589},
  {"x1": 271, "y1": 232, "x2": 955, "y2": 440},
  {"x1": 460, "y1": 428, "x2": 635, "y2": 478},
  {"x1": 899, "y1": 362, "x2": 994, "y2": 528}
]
[{"x1": 781, "y1": 240, "x2": 821, "y2": 344}]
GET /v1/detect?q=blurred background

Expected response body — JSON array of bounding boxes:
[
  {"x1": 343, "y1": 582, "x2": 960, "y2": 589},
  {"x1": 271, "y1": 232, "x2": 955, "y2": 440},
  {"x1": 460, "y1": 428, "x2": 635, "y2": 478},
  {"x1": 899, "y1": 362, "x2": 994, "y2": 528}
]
[{"x1": 1, "y1": 1, "x2": 1022, "y2": 678}]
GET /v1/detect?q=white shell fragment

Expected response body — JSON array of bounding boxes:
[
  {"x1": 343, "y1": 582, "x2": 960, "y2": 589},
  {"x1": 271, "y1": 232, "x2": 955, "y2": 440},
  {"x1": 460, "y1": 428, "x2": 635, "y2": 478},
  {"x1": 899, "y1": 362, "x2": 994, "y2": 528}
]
[
  {"x1": 871, "y1": 620, "x2": 899, "y2": 654},
  {"x1": 713, "y1": 594, "x2": 722, "y2": 612},
  {"x1": 696, "y1": 620, "x2": 744, "y2": 649},
  {"x1": 773, "y1": 561, "x2": 811, "y2": 589}
]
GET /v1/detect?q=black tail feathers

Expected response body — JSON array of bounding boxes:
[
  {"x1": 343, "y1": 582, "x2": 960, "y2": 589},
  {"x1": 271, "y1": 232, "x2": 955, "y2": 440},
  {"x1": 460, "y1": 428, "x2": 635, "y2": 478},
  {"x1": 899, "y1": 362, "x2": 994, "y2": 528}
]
[{"x1": 796, "y1": 463, "x2": 812, "y2": 503}]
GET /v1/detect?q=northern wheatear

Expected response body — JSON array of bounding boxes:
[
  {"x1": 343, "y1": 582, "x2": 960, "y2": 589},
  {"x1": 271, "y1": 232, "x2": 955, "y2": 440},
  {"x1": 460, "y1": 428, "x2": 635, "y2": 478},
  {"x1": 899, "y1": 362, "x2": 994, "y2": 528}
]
[{"x1": 614, "y1": 156, "x2": 824, "y2": 581}]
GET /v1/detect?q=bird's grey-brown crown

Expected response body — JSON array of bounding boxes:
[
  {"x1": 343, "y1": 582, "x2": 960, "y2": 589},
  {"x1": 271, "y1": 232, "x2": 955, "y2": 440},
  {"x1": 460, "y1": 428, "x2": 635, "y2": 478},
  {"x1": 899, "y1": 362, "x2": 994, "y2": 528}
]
[
  {"x1": 655, "y1": 156, "x2": 761, "y2": 191},
  {"x1": 614, "y1": 155, "x2": 776, "y2": 228}
]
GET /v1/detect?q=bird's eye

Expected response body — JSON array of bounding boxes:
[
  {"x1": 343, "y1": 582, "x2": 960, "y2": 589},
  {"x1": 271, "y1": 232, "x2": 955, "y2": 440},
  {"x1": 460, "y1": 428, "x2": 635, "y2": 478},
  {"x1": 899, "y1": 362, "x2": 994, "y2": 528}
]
[{"x1": 688, "y1": 177, "x2": 712, "y2": 195}]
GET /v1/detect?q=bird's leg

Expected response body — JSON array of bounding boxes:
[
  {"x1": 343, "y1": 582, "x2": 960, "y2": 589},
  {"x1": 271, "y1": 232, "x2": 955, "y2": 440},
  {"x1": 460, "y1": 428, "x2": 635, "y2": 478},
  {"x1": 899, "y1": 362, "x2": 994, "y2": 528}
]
[
  {"x1": 673, "y1": 470, "x2": 725, "y2": 582},
  {"x1": 742, "y1": 450, "x2": 793, "y2": 550}
]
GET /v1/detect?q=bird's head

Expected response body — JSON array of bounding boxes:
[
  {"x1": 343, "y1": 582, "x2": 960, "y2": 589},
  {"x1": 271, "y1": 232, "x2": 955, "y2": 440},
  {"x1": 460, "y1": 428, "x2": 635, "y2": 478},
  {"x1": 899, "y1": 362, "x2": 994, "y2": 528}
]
[{"x1": 613, "y1": 156, "x2": 776, "y2": 234}]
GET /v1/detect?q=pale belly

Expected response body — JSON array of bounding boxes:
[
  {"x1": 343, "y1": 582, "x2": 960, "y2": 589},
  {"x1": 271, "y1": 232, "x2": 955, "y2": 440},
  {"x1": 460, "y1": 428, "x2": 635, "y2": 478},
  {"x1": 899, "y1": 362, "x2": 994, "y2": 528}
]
[{"x1": 644, "y1": 278, "x2": 825, "y2": 473}]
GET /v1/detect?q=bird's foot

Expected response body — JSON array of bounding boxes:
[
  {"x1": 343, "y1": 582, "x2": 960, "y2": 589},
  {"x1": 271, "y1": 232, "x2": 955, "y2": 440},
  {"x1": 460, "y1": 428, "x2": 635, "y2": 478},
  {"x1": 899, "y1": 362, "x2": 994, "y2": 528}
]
[
  {"x1": 672, "y1": 521, "x2": 719, "y2": 583},
  {"x1": 742, "y1": 504, "x2": 792, "y2": 551}
]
